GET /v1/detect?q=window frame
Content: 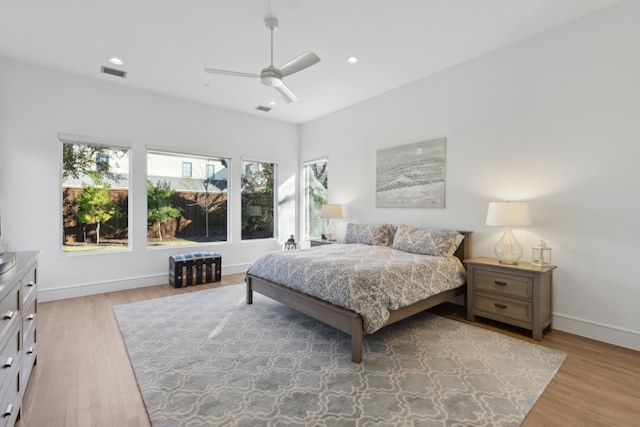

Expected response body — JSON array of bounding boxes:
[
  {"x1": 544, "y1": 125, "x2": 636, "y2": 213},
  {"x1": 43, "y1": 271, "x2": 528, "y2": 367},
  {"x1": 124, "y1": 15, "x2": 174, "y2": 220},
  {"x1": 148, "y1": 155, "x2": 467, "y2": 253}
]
[
  {"x1": 302, "y1": 158, "x2": 328, "y2": 241},
  {"x1": 240, "y1": 158, "x2": 278, "y2": 242},
  {"x1": 59, "y1": 133, "x2": 132, "y2": 255},
  {"x1": 146, "y1": 149, "x2": 230, "y2": 248},
  {"x1": 181, "y1": 162, "x2": 193, "y2": 177}
]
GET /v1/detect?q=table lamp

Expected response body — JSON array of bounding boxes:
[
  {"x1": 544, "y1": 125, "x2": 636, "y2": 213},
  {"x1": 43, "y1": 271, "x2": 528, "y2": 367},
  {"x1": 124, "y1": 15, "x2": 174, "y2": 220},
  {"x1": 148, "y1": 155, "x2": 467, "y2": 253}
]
[
  {"x1": 485, "y1": 201, "x2": 531, "y2": 265},
  {"x1": 320, "y1": 204, "x2": 343, "y2": 241}
]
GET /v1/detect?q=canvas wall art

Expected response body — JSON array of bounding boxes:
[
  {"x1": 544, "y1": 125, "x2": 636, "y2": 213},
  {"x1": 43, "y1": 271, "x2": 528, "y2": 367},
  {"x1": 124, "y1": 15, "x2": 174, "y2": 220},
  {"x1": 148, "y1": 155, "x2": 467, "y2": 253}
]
[{"x1": 376, "y1": 137, "x2": 446, "y2": 208}]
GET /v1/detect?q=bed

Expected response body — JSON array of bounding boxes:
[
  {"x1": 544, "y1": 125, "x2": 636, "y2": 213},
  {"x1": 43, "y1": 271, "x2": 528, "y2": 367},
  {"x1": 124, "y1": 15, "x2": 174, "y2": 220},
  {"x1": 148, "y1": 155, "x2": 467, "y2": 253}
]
[{"x1": 245, "y1": 224, "x2": 472, "y2": 363}]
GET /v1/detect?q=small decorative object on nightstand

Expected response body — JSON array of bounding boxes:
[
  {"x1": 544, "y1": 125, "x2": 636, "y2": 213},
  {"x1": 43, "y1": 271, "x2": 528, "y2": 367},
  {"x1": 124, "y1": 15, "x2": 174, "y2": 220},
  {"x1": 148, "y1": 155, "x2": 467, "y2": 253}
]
[
  {"x1": 531, "y1": 240, "x2": 552, "y2": 266},
  {"x1": 284, "y1": 235, "x2": 298, "y2": 250},
  {"x1": 465, "y1": 257, "x2": 556, "y2": 341}
]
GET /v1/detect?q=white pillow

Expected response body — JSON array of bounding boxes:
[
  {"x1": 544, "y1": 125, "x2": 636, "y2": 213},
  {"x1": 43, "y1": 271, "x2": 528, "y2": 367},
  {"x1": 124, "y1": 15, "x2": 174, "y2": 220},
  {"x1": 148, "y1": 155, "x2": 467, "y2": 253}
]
[
  {"x1": 343, "y1": 223, "x2": 394, "y2": 246},
  {"x1": 392, "y1": 226, "x2": 462, "y2": 257}
]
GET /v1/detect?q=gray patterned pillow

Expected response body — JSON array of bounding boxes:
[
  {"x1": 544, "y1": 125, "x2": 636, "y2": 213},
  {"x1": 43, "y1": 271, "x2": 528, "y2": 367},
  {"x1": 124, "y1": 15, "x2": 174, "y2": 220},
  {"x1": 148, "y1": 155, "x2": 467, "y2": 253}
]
[
  {"x1": 392, "y1": 226, "x2": 461, "y2": 257},
  {"x1": 343, "y1": 223, "x2": 394, "y2": 246}
]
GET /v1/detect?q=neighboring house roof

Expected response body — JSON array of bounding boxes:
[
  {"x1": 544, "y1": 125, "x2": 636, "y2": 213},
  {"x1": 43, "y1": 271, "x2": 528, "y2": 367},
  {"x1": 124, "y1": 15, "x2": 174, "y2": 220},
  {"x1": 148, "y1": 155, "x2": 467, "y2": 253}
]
[{"x1": 63, "y1": 173, "x2": 228, "y2": 192}]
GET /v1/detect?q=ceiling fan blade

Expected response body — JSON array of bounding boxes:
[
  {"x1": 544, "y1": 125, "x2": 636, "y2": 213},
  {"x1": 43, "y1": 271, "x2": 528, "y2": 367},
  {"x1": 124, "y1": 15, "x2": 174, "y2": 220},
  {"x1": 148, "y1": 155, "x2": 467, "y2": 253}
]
[
  {"x1": 274, "y1": 84, "x2": 298, "y2": 103},
  {"x1": 204, "y1": 68, "x2": 260, "y2": 78},
  {"x1": 278, "y1": 51, "x2": 320, "y2": 77}
]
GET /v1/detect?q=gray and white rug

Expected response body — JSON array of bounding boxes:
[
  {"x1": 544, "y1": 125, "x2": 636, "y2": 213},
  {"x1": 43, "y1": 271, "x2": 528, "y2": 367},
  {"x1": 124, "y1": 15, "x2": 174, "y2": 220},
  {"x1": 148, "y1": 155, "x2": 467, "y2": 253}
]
[{"x1": 114, "y1": 284, "x2": 566, "y2": 427}]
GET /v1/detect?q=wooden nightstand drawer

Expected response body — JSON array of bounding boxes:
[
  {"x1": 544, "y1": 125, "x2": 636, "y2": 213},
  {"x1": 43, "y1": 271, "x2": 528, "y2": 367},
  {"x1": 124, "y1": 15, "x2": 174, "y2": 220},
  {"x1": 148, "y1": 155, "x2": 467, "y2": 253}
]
[
  {"x1": 475, "y1": 269, "x2": 532, "y2": 299},
  {"x1": 474, "y1": 292, "x2": 532, "y2": 324},
  {"x1": 310, "y1": 239, "x2": 339, "y2": 247}
]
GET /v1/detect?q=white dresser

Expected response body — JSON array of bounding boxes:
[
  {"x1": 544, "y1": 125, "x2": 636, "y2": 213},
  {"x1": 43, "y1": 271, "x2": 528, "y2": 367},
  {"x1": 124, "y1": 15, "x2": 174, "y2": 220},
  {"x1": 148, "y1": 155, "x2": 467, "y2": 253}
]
[{"x1": 0, "y1": 251, "x2": 39, "y2": 427}]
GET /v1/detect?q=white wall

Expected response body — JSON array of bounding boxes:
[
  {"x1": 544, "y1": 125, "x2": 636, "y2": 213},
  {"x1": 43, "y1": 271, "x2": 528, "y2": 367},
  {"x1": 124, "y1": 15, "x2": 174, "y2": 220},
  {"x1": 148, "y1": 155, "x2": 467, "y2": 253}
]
[
  {"x1": 0, "y1": 58, "x2": 299, "y2": 301},
  {"x1": 300, "y1": 2, "x2": 640, "y2": 350}
]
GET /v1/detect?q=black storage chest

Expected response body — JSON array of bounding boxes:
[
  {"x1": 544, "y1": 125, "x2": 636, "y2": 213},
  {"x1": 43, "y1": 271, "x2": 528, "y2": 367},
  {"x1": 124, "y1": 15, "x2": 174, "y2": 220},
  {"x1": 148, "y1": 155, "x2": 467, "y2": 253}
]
[{"x1": 169, "y1": 252, "x2": 221, "y2": 288}]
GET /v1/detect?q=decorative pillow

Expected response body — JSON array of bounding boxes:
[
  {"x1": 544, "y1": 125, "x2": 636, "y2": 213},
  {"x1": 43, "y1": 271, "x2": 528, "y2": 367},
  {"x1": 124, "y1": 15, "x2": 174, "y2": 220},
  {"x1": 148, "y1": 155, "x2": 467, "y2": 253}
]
[
  {"x1": 447, "y1": 233, "x2": 466, "y2": 256},
  {"x1": 343, "y1": 223, "x2": 394, "y2": 246},
  {"x1": 392, "y1": 226, "x2": 462, "y2": 257}
]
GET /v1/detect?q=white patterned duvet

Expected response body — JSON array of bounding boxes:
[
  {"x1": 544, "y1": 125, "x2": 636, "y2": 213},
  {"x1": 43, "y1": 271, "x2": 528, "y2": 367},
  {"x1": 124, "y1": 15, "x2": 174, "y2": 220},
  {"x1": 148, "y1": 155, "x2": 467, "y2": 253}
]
[{"x1": 246, "y1": 243, "x2": 466, "y2": 333}]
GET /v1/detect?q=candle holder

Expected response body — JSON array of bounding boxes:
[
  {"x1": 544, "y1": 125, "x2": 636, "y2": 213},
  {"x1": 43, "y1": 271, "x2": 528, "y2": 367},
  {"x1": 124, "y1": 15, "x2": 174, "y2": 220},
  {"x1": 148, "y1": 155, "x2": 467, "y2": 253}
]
[{"x1": 532, "y1": 240, "x2": 552, "y2": 266}]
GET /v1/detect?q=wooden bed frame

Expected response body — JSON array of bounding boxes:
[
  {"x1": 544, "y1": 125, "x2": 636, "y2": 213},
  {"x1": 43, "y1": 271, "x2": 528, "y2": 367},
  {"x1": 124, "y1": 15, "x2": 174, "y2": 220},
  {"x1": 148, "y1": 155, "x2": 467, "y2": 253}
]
[{"x1": 246, "y1": 231, "x2": 472, "y2": 363}]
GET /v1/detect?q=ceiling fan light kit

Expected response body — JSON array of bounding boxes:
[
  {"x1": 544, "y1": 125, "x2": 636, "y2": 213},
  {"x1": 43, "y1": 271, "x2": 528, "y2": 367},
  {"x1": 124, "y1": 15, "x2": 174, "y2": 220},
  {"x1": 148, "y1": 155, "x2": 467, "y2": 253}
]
[{"x1": 204, "y1": 15, "x2": 320, "y2": 104}]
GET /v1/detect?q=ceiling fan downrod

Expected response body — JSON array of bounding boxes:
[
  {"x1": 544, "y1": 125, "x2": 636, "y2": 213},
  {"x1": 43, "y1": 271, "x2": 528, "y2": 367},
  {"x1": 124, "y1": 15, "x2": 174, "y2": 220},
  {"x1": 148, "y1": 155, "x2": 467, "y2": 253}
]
[{"x1": 262, "y1": 16, "x2": 283, "y2": 87}]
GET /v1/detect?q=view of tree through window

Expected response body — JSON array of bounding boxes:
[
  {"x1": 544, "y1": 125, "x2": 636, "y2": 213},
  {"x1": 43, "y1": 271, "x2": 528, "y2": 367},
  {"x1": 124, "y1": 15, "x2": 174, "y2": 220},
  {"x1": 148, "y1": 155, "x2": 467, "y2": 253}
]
[
  {"x1": 303, "y1": 160, "x2": 328, "y2": 239},
  {"x1": 61, "y1": 140, "x2": 129, "y2": 252},
  {"x1": 147, "y1": 151, "x2": 229, "y2": 246},
  {"x1": 241, "y1": 161, "x2": 275, "y2": 240}
]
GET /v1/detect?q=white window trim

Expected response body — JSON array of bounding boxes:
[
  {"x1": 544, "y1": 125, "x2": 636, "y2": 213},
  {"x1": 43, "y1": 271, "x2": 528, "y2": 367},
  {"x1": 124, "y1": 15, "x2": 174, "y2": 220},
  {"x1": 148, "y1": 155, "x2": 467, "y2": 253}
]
[
  {"x1": 146, "y1": 147, "x2": 232, "y2": 247},
  {"x1": 301, "y1": 158, "x2": 328, "y2": 241},
  {"x1": 59, "y1": 134, "x2": 133, "y2": 255},
  {"x1": 240, "y1": 159, "x2": 278, "y2": 241}
]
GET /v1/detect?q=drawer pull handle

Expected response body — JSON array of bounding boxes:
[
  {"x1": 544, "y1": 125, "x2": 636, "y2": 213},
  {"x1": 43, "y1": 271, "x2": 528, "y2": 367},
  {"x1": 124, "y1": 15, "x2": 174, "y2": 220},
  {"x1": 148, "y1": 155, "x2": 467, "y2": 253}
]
[
  {"x1": 2, "y1": 357, "x2": 13, "y2": 369},
  {"x1": 494, "y1": 303, "x2": 508, "y2": 309},
  {"x1": 27, "y1": 346, "x2": 35, "y2": 355},
  {"x1": 27, "y1": 281, "x2": 35, "y2": 287},
  {"x1": 27, "y1": 314, "x2": 35, "y2": 321},
  {"x1": 2, "y1": 403, "x2": 12, "y2": 417},
  {"x1": 494, "y1": 281, "x2": 508, "y2": 286},
  {"x1": 2, "y1": 311, "x2": 14, "y2": 320}
]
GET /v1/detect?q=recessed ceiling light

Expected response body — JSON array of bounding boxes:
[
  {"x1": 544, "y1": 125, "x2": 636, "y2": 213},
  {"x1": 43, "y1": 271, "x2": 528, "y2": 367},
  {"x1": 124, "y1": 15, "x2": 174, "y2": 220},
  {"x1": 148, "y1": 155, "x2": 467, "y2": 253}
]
[
  {"x1": 347, "y1": 56, "x2": 359, "y2": 64},
  {"x1": 108, "y1": 57, "x2": 124, "y2": 66},
  {"x1": 269, "y1": 101, "x2": 277, "y2": 106}
]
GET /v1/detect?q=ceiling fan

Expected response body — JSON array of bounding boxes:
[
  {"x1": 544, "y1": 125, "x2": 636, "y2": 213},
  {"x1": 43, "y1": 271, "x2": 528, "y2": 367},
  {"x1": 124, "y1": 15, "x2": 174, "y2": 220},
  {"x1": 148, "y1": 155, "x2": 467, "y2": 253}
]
[{"x1": 204, "y1": 16, "x2": 320, "y2": 103}]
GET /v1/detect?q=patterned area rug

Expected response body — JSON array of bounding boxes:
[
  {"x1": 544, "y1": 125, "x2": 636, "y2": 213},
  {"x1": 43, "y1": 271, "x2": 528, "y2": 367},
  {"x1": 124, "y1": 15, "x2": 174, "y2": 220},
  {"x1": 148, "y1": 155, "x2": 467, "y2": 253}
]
[{"x1": 114, "y1": 284, "x2": 566, "y2": 427}]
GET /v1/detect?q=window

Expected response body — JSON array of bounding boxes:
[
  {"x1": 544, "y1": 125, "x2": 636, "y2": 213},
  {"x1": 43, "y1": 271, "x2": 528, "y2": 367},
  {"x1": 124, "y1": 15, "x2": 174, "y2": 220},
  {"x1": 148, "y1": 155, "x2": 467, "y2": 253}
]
[
  {"x1": 147, "y1": 151, "x2": 228, "y2": 246},
  {"x1": 182, "y1": 162, "x2": 192, "y2": 177},
  {"x1": 61, "y1": 138, "x2": 130, "y2": 252},
  {"x1": 241, "y1": 160, "x2": 275, "y2": 240},
  {"x1": 303, "y1": 159, "x2": 328, "y2": 240},
  {"x1": 96, "y1": 153, "x2": 109, "y2": 173}
]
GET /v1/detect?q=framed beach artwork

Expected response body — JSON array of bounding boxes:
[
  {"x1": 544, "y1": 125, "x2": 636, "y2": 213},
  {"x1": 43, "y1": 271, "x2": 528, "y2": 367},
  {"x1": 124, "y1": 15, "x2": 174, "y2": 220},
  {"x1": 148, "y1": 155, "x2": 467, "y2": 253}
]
[{"x1": 376, "y1": 137, "x2": 446, "y2": 208}]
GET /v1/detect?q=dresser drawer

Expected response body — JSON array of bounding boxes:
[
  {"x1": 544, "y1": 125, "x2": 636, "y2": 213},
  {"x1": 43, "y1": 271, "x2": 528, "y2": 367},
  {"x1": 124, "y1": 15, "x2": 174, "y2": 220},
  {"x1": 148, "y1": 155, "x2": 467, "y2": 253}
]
[
  {"x1": 22, "y1": 297, "x2": 37, "y2": 343},
  {"x1": 20, "y1": 264, "x2": 37, "y2": 307},
  {"x1": 0, "y1": 323, "x2": 20, "y2": 393},
  {"x1": 22, "y1": 327, "x2": 36, "y2": 394},
  {"x1": 475, "y1": 269, "x2": 532, "y2": 299},
  {"x1": 0, "y1": 360, "x2": 21, "y2": 427},
  {"x1": 474, "y1": 292, "x2": 532, "y2": 324},
  {"x1": 0, "y1": 286, "x2": 19, "y2": 341}
]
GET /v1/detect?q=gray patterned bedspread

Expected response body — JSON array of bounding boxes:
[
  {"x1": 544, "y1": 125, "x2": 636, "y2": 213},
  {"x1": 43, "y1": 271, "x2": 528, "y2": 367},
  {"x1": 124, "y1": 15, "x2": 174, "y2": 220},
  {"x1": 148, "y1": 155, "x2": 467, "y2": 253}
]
[{"x1": 246, "y1": 243, "x2": 466, "y2": 334}]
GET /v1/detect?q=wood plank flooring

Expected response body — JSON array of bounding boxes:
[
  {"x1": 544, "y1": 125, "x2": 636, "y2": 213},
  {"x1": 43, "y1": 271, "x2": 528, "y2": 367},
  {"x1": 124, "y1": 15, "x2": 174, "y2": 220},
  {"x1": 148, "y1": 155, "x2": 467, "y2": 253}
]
[{"x1": 17, "y1": 274, "x2": 639, "y2": 426}]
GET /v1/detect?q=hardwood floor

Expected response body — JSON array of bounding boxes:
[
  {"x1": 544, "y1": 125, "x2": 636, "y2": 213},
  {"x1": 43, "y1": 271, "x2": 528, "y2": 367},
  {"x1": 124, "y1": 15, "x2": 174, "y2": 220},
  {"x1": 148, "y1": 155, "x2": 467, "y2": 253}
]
[{"x1": 17, "y1": 274, "x2": 639, "y2": 426}]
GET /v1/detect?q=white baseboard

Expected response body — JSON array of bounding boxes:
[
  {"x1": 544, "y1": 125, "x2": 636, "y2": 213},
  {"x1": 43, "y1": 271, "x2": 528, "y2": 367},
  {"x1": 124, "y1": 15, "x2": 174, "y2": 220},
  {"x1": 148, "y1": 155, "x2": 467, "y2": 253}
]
[
  {"x1": 553, "y1": 312, "x2": 640, "y2": 351},
  {"x1": 38, "y1": 263, "x2": 250, "y2": 302}
]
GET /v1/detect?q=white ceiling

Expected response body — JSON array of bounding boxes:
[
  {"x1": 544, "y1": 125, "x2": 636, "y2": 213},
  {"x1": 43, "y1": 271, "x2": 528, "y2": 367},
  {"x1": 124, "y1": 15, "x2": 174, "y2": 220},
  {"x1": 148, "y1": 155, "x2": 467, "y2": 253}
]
[{"x1": 0, "y1": 0, "x2": 622, "y2": 124}]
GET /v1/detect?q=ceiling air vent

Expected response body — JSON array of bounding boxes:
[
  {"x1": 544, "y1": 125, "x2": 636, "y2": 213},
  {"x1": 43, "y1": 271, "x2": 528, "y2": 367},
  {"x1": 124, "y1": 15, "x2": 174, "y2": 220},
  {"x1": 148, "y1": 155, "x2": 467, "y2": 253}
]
[
  {"x1": 101, "y1": 66, "x2": 127, "y2": 78},
  {"x1": 255, "y1": 105, "x2": 272, "y2": 112}
]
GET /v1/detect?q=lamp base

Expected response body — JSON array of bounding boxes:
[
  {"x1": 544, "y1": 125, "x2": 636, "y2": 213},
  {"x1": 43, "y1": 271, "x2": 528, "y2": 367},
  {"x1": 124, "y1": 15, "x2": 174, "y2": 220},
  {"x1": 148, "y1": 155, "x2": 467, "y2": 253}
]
[{"x1": 494, "y1": 227, "x2": 523, "y2": 265}]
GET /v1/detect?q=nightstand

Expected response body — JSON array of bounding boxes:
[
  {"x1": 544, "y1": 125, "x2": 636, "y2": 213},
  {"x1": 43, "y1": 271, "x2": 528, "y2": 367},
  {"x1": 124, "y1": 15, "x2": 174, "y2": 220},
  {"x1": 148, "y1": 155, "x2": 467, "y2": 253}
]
[
  {"x1": 464, "y1": 257, "x2": 556, "y2": 341},
  {"x1": 310, "y1": 239, "x2": 340, "y2": 247}
]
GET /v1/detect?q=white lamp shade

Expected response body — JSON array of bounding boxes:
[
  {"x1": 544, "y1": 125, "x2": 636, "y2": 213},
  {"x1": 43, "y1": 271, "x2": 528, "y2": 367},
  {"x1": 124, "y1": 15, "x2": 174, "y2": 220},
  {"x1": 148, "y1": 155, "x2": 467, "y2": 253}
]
[
  {"x1": 485, "y1": 202, "x2": 532, "y2": 227},
  {"x1": 321, "y1": 204, "x2": 343, "y2": 219}
]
